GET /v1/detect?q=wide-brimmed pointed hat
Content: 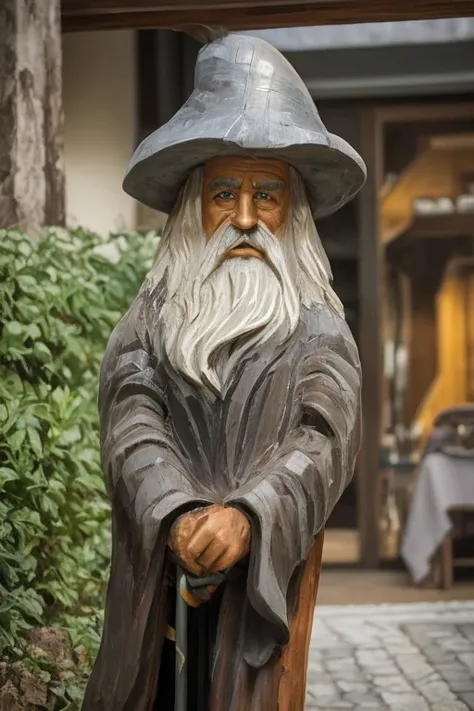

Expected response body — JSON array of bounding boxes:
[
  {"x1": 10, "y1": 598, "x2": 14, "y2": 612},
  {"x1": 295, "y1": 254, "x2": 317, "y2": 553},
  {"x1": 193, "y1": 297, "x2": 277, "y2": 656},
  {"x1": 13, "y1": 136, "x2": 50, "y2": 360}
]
[{"x1": 123, "y1": 33, "x2": 366, "y2": 219}]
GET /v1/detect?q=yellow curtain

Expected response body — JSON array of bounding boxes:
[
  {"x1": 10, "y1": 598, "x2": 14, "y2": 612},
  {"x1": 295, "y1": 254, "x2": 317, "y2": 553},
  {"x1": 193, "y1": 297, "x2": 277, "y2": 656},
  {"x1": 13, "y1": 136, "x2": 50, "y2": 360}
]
[{"x1": 416, "y1": 258, "x2": 474, "y2": 446}]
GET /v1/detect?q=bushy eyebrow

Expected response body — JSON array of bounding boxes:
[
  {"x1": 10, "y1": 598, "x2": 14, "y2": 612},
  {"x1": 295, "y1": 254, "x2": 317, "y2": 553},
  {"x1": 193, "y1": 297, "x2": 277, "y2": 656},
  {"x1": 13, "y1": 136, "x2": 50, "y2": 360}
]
[
  {"x1": 253, "y1": 180, "x2": 286, "y2": 191},
  {"x1": 208, "y1": 178, "x2": 241, "y2": 191}
]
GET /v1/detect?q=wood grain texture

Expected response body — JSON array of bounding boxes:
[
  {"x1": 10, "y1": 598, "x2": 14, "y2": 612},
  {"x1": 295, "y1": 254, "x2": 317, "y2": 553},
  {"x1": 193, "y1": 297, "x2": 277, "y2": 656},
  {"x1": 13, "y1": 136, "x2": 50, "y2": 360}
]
[
  {"x1": 61, "y1": 0, "x2": 474, "y2": 32},
  {"x1": 0, "y1": 0, "x2": 64, "y2": 235},
  {"x1": 277, "y1": 533, "x2": 324, "y2": 711},
  {"x1": 43, "y1": 0, "x2": 65, "y2": 228}
]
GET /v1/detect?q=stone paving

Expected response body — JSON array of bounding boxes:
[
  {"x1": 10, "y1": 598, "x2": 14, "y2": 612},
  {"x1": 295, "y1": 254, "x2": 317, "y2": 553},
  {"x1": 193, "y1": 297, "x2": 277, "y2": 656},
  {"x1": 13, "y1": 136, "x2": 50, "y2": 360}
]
[{"x1": 306, "y1": 601, "x2": 474, "y2": 711}]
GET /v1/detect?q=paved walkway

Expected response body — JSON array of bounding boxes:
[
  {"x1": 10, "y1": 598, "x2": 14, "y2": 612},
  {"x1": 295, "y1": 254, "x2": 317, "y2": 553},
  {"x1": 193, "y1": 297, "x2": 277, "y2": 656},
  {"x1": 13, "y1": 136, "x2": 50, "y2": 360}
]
[{"x1": 307, "y1": 601, "x2": 474, "y2": 710}]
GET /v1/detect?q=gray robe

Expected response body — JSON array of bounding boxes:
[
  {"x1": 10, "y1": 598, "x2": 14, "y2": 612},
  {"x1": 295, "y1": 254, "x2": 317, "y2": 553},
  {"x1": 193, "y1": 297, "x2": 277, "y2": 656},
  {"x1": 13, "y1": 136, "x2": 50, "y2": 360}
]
[{"x1": 82, "y1": 285, "x2": 361, "y2": 711}]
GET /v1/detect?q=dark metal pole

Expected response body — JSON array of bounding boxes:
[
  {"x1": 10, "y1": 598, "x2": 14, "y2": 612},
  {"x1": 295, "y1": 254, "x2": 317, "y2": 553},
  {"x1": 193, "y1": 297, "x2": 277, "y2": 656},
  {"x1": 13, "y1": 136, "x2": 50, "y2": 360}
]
[{"x1": 175, "y1": 567, "x2": 188, "y2": 711}]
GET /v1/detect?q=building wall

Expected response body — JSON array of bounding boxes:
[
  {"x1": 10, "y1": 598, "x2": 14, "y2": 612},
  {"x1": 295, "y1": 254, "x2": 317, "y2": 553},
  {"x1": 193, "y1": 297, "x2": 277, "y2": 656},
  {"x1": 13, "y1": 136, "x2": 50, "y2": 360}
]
[{"x1": 62, "y1": 31, "x2": 137, "y2": 235}]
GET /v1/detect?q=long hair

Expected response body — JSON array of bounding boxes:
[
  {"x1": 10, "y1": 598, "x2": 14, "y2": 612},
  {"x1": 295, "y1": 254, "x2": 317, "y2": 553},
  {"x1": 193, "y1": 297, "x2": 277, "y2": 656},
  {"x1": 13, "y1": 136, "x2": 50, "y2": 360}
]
[{"x1": 285, "y1": 169, "x2": 343, "y2": 315}]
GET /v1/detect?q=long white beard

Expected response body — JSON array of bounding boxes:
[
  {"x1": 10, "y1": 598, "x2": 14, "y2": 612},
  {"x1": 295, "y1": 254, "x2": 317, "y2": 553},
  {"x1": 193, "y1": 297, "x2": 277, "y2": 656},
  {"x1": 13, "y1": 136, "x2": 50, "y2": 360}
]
[{"x1": 159, "y1": 223, "x2": 300, "y2": 393}]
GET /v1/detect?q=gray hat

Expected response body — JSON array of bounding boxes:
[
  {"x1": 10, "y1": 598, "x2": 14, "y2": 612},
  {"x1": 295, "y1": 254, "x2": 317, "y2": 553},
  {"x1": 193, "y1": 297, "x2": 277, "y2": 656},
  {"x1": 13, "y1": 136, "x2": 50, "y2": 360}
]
[{"x1": 123, "y1": 33, "x2": 366, "y2": 219}]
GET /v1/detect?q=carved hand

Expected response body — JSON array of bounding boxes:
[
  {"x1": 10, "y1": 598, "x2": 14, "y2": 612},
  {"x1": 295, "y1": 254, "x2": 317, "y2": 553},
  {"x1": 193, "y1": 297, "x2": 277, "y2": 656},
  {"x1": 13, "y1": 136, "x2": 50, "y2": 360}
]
[{"x1": 168, "y1": 504, "x2": 251, "y2": 577}]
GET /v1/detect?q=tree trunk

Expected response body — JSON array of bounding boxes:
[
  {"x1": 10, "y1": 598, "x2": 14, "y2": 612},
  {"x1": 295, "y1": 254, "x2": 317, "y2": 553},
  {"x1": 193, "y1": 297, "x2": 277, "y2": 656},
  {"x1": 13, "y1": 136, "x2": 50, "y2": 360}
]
[{"x1": 0, "y1": 0, "x2": 65, "y2": 236}]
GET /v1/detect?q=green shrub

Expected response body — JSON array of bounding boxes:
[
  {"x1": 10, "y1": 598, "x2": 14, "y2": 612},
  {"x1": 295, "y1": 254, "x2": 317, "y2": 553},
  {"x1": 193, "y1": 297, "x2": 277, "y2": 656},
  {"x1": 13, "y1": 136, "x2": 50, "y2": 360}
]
[{"x1": 0, "y1": 227, "x2": 157, "y2": 707}]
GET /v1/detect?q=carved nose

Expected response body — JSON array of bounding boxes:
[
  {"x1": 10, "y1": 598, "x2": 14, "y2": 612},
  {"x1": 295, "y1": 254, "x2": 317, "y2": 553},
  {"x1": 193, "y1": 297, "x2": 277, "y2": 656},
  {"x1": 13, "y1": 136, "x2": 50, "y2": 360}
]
[{"x1": 231, "y1": 195, "x2": 258, "y2": 232}]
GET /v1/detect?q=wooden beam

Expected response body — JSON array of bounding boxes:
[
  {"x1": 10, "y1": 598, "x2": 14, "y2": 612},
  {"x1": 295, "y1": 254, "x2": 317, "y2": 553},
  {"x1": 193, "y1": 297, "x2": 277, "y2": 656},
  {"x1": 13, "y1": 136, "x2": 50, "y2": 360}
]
[
  {"x1": 376, "y1": 102, "x2": 474, "y2": 125},
  {"x1": 61, "y1": 0, "x2": 474, "y2": 32},
  {"x1": 405, "y1": 214, "x2": 474, "y2": 239},
  {"x1": 0, "y1": 0, "x2": 65, "y2": 234},
  {"x1": 357, "y1": 108, "x2": 383, "y2": 568}
]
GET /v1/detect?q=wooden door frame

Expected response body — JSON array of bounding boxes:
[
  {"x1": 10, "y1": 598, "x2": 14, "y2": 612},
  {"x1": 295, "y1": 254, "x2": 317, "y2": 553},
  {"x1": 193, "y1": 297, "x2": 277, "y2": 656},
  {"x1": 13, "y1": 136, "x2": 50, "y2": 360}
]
[
  {"x1": 61, "y1": 0, "x2": 474, "y2": 32},
  {"x1": 357, "y1": 107, "x2": 384, "y2": 568},
  {"x1": 357, "y1": 99, "x2": 474, "y2": 568}
]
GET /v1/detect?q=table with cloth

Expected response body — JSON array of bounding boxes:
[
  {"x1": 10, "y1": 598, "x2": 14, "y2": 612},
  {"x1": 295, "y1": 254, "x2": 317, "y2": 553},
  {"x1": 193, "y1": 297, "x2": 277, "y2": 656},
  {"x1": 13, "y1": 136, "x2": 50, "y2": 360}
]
[{"x1": 402, "y1": 451, "x2": 474, "y2": 584}]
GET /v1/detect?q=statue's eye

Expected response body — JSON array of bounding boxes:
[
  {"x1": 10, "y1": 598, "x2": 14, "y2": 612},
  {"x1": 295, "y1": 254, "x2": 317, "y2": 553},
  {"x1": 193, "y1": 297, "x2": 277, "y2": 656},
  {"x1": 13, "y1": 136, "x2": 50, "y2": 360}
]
[
  {"x1": 216, "y1": 191, "x2": 235, "y2": 200},
  {"x1": 255, "y1": 192, "x2": 272, "y2": 201}
]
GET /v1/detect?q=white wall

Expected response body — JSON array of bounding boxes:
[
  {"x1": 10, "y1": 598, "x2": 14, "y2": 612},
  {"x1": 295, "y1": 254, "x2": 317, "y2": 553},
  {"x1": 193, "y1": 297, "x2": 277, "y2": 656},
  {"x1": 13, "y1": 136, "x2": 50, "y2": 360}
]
[{"x1": 62, "y1": 31, "x2": 137, "y2": 235}]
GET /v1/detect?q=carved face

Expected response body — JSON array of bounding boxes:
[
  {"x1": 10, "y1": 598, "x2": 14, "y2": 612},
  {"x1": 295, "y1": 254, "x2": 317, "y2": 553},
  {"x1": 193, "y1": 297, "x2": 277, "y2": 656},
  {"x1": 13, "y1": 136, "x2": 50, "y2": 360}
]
[{"x1": 202, "y1": 157, "x2": 290, "y2": 259}]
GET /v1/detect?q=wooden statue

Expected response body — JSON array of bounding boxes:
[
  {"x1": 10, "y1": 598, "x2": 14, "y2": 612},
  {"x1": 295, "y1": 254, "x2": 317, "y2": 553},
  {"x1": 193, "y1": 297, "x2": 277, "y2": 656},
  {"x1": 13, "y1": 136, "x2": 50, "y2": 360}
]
[{"x1": 82, "y1": 30, "x2": 365, "y2": 711}]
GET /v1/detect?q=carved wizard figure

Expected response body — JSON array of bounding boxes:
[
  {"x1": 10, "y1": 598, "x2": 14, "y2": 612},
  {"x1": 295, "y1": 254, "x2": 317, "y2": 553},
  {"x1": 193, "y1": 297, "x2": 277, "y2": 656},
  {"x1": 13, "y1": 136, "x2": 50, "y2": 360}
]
[{"x1": 82, "y1": 31, "x2": 366, "y2": 711}]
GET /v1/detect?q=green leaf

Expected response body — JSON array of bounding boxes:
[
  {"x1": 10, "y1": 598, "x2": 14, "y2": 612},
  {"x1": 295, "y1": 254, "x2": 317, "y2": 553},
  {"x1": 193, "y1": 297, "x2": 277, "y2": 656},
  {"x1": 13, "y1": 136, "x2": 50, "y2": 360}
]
[
  {"x1": 40, "y1": 496, "x2": 59, "y2": 518},
  {"x1": 17, "y1": 240, "x2": 32, "y2": 257},
  {"x1": 27, "y1": 427, "x2": 43, "y2": 458},
  {"x1": 33, "y1": 341, "x2": 52, "y2": 362},
  {"x1": 0, "y1": 467, "x2": 18, "y2": 486},
  {"x1": 45, "y1": 266, "x2": 58, "y2": 282},
  {"x1": 5, "y1": 321, "x2": 25, "y2": 336},
  {"x1": 52, "y1": 387, "x2": 67, "y2": 407},
  {"x1": 9, "y1": 429, "x2": 26, "y2": 451},
  {"x1": 58, "y1": 426, "x2": 81, "y2": 446},
  {"x1": 17, "y1": 274, "x2": 37, "y2": 293},
  {"x1": 26, "y1": 323, "x2": 41, "y2": 340}
]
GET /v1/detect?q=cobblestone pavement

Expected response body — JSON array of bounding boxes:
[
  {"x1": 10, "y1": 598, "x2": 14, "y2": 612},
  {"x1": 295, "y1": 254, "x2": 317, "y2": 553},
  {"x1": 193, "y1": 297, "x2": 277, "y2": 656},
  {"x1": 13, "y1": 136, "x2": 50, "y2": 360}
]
[{"x1": 307, "y1": 601, "x2": 474, "y2": 711}]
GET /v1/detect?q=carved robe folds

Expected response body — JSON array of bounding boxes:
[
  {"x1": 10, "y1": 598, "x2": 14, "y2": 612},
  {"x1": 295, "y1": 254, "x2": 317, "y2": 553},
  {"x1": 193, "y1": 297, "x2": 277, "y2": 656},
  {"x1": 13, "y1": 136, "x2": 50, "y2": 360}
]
[{"x1": 82, "y1": 289, "x2": 361, "y2": 711}]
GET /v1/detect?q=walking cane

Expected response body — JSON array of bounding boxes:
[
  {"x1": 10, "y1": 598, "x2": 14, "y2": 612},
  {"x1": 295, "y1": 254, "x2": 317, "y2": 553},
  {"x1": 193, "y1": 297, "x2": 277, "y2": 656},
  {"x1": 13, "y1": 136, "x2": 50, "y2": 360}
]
[
  {"x1": 175, "y1": 566, "x2": 188, "y2": 711},
  {"x1": 174, "y1": 567, "x2": 227, "y2": 711}
]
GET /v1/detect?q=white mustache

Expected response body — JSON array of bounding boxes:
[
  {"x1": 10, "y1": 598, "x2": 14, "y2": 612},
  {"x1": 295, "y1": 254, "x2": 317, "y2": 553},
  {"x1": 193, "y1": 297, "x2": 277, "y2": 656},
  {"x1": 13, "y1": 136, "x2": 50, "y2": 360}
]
[
  {"x1": 197, "y1": 222, "x2": 286, "y2": 288},
  {"x1": 211, "y1": 221, "x2": 275, "y2": 255}
]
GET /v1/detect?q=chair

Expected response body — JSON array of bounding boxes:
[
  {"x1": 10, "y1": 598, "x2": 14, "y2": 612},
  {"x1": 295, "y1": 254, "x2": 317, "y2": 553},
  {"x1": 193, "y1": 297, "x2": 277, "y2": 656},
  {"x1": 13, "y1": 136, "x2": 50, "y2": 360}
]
[{"x1": 427, "y1": 405, "x2": 474, "y2": 589}]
